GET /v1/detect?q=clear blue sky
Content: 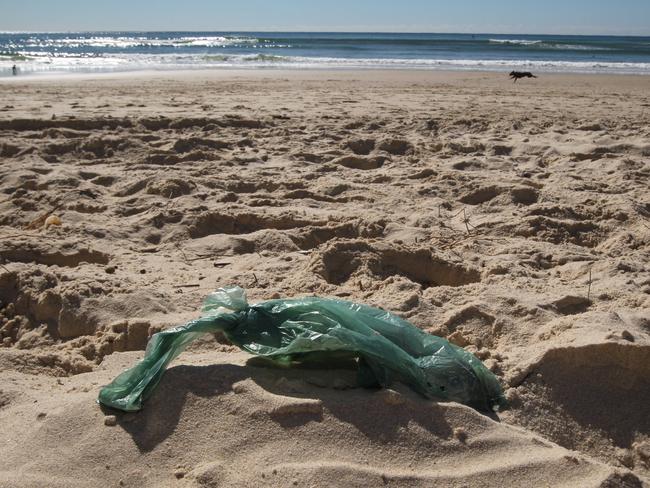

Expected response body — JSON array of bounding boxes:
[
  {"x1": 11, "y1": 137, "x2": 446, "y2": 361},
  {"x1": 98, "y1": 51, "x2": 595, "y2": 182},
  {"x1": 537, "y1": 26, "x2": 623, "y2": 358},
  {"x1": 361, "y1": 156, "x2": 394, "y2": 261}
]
[{"x1": 1, "y1": 0, "x2": 649, "y2": 35}]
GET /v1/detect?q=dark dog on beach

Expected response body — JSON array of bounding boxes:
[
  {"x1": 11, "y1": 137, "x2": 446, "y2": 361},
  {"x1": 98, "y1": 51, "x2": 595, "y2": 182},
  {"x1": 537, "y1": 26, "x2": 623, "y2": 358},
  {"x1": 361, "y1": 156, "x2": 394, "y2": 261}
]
[{"x1": 509, "y1": 71, "x2": 537, "y2": 82}]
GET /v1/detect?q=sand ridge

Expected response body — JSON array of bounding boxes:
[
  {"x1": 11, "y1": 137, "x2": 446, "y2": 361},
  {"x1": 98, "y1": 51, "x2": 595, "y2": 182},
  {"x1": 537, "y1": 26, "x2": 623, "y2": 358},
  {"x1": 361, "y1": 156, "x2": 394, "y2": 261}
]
[{"x1": 0, "y1": 70, "x2": 649, "y2": 487}]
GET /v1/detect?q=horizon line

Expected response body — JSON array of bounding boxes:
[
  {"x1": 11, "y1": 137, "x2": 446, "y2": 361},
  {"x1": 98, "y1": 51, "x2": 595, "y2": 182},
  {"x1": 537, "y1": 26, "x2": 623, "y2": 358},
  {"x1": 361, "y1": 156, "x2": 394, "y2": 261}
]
[{"x1": 1, "y1": 29, "x2": 650, "y2": 38}]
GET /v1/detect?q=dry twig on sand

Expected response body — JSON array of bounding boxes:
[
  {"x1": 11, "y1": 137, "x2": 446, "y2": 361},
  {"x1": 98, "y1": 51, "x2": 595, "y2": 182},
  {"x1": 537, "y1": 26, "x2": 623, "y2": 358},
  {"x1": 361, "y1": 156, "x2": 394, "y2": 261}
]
[
  {"x1": 22, "y1": 189, "x2": 82, "y2": 230},
  {"x1": 431, "y1": 206, "x2": 483, "y2": 250},
  {"x1": 461, "y1": 208, "x2": 476, "y2": 235},
  {"x1": 23, "y1": 201, "x2": 66, "y2": 230},
  {"x1": 173, "y1": 240, "x2": 190, "y2": 264}
]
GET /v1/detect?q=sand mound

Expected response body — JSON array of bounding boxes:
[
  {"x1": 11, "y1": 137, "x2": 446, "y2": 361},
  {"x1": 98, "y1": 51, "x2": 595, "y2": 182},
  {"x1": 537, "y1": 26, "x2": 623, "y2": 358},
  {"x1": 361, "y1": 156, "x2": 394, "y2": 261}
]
[
  {"x1": 506, "y1": 342, "x2": 650, "y2": 472},
  {"x1": 0, "y1": 352, "x2": 638, "y2": 488}
]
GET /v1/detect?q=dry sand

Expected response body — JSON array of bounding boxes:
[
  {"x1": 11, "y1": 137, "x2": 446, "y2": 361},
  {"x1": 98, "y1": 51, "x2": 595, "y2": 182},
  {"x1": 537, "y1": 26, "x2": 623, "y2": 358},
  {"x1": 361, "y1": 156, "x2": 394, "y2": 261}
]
[{"x1": 0, "y1": 69, "x2": 649, "y2": 487}]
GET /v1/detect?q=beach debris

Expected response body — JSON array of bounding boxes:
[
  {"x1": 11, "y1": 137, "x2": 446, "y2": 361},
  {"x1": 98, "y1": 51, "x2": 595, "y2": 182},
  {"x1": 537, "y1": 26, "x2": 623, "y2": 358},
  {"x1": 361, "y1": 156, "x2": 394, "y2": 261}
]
[
  {"x1": 44, "y1": 215, "x2": 62, "y2": 228},
  {"x1": 103, "y1": 415, "x2": 117, "y2": 426},
  {"x1": 98, "y1": 286, "x2": 506, "y2": 413},
  {"x1": 379, "y1": 389, "x2": 405, "y2": 406},
  {"x1": 453, "y1": 427, "x2": 468, "y2": 443},
  {"x1": 621, "y1": 330, "x2": 635, "y2": 342},
  {"x1": 23, "y1": 189, "x2": 82, "y2": 230}
]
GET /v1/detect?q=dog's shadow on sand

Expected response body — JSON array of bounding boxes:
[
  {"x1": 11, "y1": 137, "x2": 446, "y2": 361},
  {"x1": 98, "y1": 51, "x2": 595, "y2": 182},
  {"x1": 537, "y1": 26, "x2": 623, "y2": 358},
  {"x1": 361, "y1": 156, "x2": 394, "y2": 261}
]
[{"x1": 101, "y1": 360, "x2": 499, "y2": 453}]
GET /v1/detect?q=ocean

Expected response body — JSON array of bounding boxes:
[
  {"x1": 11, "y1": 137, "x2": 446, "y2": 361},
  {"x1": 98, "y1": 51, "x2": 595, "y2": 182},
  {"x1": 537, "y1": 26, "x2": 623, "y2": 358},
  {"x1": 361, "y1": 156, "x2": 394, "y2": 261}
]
[{"x1": 2, "y1": 32, "x2": 650, "y2": 76}]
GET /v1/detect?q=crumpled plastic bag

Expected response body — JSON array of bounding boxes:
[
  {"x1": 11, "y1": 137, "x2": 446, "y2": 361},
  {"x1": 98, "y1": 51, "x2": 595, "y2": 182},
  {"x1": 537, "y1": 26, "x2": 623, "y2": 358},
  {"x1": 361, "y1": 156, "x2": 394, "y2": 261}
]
[{"x1": 98, "y1": 286, "x2": 506, "y2": 412}]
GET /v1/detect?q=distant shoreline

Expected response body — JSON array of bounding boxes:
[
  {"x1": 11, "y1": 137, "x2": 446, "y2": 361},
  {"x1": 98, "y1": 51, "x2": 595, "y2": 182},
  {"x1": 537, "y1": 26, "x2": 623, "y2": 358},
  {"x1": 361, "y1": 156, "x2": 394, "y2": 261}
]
[
  {"x1": 2, "y1": 67, "x2": 650, "y2": 85},
  {"x1": 4, "y1": 66, "x2": 649, "y2": 80}
]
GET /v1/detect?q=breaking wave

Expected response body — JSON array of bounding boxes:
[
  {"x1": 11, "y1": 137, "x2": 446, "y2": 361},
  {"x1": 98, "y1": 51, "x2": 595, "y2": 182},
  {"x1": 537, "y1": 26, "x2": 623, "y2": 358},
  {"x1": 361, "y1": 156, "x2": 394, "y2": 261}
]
[
  {"x1": 489, "y1": 39, "x2": 543, "y2": 46},
  {"x1": 3, "y1": 53, "x2": 649, "y2": 75},
  {"x1": 18, "y1": 35, "x2": 261, "y2": 49},
  {"x1": 1, "y1": 32, "x2": 648, "y2": 76},
  {"x1": 489, "y1": 39, "x2": 615, "y2": 51}
]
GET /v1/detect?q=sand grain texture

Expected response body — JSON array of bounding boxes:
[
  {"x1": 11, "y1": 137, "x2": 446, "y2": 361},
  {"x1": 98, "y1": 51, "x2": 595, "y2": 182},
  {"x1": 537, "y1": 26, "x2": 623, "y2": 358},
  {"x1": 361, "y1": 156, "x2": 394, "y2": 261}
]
[{"x1": 0, "y1": 70, "x2": 649, "y2": 487}]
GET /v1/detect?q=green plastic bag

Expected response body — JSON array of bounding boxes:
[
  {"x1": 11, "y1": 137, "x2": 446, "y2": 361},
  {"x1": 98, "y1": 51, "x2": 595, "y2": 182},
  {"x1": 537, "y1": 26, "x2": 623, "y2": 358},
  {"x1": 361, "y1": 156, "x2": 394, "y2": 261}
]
[{"x1": 98, "y1": 286, "x2": 506, "y2": 412}]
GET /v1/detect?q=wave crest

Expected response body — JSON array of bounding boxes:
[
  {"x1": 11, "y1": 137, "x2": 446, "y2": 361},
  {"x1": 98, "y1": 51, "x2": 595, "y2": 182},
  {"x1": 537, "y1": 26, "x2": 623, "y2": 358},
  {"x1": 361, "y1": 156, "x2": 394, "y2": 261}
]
[
  {"x1": 4, "y1": 53, "x2": 649, "y2": 75},
  {"x1": 489, "y1": 39, "x2": 542, "y2": 46},
  {"x1": 489, "y1": 39, "x2": 614, "y2": 51},
  {"x1": 19, "y1": 35, "x2": 260, "y2": 49}
]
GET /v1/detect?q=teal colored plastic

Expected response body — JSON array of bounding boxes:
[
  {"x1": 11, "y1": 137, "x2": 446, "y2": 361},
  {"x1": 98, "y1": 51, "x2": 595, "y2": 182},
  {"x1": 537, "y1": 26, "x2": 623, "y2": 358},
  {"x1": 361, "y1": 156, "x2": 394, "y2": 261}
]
[{"x1": 98, "y1": 286, "x2": 506, "y2": 412}]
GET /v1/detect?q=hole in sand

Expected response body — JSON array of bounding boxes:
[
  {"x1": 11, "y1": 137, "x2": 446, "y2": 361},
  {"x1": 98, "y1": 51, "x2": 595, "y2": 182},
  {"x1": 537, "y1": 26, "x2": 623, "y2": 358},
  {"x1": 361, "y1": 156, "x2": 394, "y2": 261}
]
[
  {"x1": 545, "y1": 295, "x2": 592, "y2": 316},
  {"x1": 334, "y1": 155, "x2": 387, "y2": 170},
  {"x1": 0, "y1": 243, "x2": 110, "y2": 268},
  {"x1": 459, "y1": 186, "x2": 503, "y2": 205},
  {"x1": 313, "y1": 240, "x2": 481, "y2": 288},
  {"x1": 188, "y1": 212, "x2": 315, "y2": 239},
  {"x1": 511, "y1": 343, "x2": 650, "y2": 465}
]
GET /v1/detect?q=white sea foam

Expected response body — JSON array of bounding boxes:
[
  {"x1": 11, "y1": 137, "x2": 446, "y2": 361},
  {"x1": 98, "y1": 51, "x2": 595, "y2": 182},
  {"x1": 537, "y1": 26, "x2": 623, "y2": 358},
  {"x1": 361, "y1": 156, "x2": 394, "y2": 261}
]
[
  {"x1": 489, "y1": 39, "x2": 543, "y2": 46},
  {"x1": 19, "y1": 35, "x2": 260, "y2": 49},
  {"x1": 548, "y1": 44, "x2": 614, "y2": 51},
  {"x1": 488, "y1": 39, "x2": 614, "y2": 51},
  {"x1": 3, "y1": 53, "x2": 649, "y2": 76}
]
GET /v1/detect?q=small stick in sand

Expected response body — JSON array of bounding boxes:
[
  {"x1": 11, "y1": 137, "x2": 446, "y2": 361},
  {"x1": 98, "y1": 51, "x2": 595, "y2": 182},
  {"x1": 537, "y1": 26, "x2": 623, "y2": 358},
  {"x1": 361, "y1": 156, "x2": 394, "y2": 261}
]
[
  {"x1": 587, "y1": 268, "x2": 593, "y2": 301},
  {"x1": 461, "y1": 208, "x2": 476, "y2": 235},
  {"x1": 186, "y1": 255, "x2": 213, "y2": 262},
  {"x1": 22, "y1": 189, "x2": 83, "y2": 230},
  {"x1": 173, "y1": 240, "x2": 190, "y2": 264},
  {"x1": 24, "y1": 202, "x2": 65, "y2": 230}
]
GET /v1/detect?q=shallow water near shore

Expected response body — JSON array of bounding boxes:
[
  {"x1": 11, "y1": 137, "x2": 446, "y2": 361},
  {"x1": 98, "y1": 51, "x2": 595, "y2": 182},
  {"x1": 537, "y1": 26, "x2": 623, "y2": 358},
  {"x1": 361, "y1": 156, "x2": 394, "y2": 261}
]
[{"x1": 2, "y1": 31, "x2": 650, "y2": 76}]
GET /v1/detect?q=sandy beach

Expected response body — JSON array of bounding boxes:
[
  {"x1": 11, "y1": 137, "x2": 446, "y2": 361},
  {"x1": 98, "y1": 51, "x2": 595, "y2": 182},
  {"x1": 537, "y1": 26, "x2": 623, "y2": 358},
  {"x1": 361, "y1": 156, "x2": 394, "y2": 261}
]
[{"x1": 0, "y1": 69, "x2": 649, "y2": 487}]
